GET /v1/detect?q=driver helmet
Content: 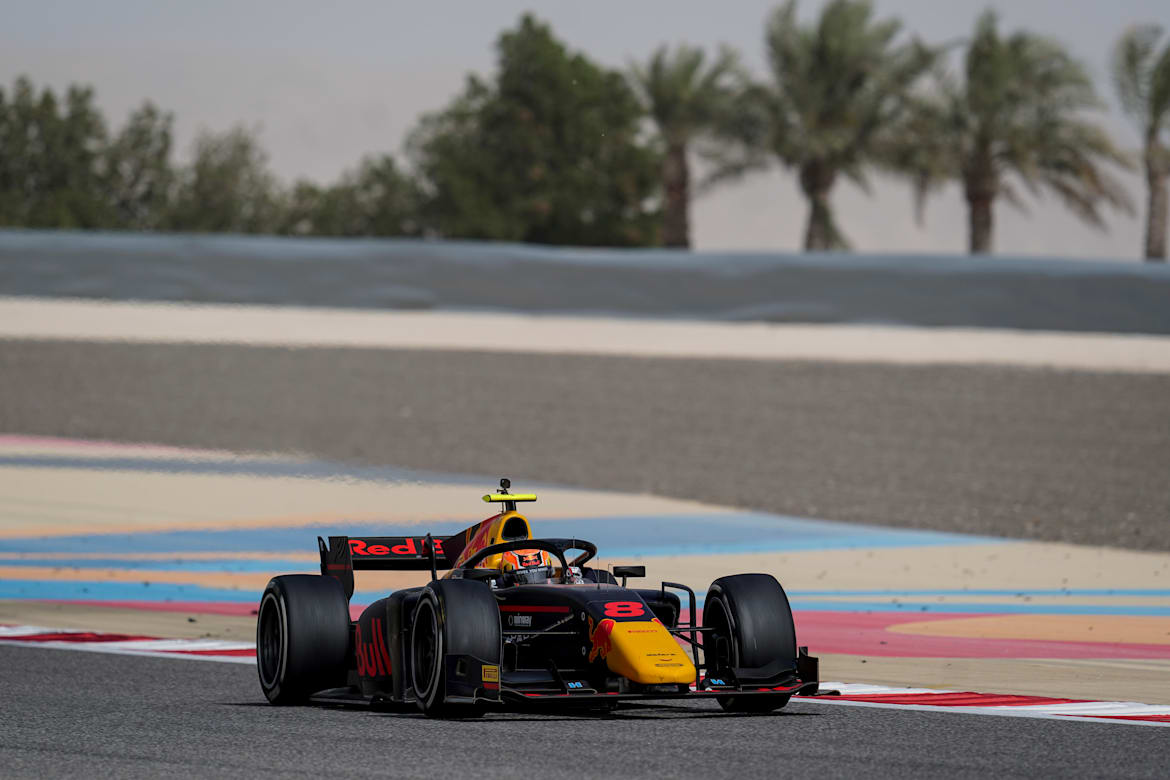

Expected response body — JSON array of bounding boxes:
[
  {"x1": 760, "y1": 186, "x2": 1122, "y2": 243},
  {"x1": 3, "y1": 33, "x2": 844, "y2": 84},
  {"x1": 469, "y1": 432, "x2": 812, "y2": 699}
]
[{"x1": 500, "y1": 549, "x2": 553, "y2": 584}]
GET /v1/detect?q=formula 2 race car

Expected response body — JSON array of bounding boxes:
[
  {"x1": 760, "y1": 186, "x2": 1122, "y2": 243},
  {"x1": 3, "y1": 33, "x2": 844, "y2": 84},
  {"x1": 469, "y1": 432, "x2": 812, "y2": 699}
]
[{"x1": 256, "y1": 479, "x2": 820, "y2": 716}]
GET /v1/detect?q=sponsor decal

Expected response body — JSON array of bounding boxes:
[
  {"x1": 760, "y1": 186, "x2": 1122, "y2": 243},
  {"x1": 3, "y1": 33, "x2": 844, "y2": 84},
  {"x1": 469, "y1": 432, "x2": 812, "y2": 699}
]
[
  {"x1": 512, "y1": 551, "x2": 544, "y2": 568},
  {"x1": 506, "y1": 614, "x2": 572, "y2": 643},
  {"x1": 356, "y1": 618, "x2": 392, "y2": 677},
  {"x1": 602, "y1": 601, "x2": 645, "y2": 618},
  {"x1": 508, "y1": 615, "x2": 533, "y2": 627},
  {"x1": 454, "y1": 517, "x2": 499, "y2": 567},
  {"x1": 587, "y1": 617, "x2": 616, "y2": 663},
  {"x1": 567, "y1": 681, "x2": 585, "y2": 689},
  {"x1": 348, "y1": 537, "x2": 443, "y2": 557},
  {"x1": 482, "y1": 665, "x2": 500, "y2": 683}
]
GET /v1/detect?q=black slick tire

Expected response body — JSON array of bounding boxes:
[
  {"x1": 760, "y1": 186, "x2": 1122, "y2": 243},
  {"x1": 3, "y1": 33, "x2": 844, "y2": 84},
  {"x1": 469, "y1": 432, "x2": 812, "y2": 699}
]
[
  {"x1": 411, "y1": 579, "x2": 500, "y2": 718},
  {"x1": 256, "y1": 574, "x2": 350, "y2": 705},
  {"x1": 703, "y1": 573, "x2": 797, "y2": 713}
]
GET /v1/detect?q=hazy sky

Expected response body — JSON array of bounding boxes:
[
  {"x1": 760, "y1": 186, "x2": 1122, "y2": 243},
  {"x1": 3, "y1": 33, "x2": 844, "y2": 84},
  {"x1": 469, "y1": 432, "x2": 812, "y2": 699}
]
[{"x1": 4, "y1": 0, "x2": 1167, "y2": 259}]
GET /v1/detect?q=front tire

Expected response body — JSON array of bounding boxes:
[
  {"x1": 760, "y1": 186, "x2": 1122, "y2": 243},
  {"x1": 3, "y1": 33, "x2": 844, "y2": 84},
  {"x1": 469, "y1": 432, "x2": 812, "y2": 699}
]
[
  {"x1": 256, "y1": 574, "x2": 350, "y2": 705},
  {"x1": 411, "y1": 580, "x2": 500, "y2": 718},
  {"x1": 703, "y1": 573, "x2": 797, "y2": 713}
]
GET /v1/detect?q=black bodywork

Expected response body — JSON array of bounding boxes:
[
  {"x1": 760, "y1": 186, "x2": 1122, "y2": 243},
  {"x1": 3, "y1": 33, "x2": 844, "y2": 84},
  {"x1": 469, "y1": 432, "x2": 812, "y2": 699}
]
[{"x1": 308, "y1": 532, "x2": 820, "y2": 710}]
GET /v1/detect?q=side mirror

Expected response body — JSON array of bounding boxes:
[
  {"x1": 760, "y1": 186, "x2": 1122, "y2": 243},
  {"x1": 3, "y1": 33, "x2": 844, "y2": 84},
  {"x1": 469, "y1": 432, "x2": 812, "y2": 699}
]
[{"x1": 612, "y1": 565, "x2": 646, "y2": 586}]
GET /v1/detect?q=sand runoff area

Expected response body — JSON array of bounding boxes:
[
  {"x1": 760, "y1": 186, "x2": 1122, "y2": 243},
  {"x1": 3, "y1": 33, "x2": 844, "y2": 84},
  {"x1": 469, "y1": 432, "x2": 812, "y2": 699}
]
[{"x1": 1, "y1": 435, "x2": 1167, "y2": 704}]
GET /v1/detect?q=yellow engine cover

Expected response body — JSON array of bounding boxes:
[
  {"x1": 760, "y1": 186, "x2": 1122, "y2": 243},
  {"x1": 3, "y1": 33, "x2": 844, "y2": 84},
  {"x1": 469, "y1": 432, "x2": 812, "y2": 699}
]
[
  {"x1": 587, "y1": 617, "x2": 696, "y2": 685},
  {"x1": 448, "y1": 511, "x2": 533, "y2": 572}
]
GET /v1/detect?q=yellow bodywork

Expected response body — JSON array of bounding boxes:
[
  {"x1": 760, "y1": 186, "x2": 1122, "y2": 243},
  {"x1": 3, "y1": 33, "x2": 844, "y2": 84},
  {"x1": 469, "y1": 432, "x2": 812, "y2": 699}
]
[
  {"x1": 448, "y1": 510, "x2": 534, "y2": 572},
  {"x1": 482, "y1": 493, "x2": 538, "y2": 503},
  {"x1": 448, "y1": 496, "x2": 695, "y2": 685},
  {"x1": 589, "y1": 617, "x2": 697, "y2": 685}
]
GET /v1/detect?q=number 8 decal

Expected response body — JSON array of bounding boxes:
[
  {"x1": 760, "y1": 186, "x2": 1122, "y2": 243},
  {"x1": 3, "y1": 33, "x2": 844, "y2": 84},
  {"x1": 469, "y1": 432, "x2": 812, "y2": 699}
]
[{"x1": 603, "y1": 601, "x2": 645, "y2": 618}]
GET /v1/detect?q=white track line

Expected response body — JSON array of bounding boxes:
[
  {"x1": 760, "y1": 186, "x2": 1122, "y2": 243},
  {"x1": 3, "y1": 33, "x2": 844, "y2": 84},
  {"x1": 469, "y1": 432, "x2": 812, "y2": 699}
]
[
  {"x1": 0, "y1": 639, "x2": 255, "y2": 664},
  {"x1": 805, "y1": 681, "x2": 1170, "y2": 727},
  {"x1": 0, "y1": 625, "x2": 254, "y2": 664},
  {"x1": 2, "y1": 625, "x2": 1167, "y2": 725},
  {"x1": 798, "y1": 697, "x2": 1170, "y2": 728}
]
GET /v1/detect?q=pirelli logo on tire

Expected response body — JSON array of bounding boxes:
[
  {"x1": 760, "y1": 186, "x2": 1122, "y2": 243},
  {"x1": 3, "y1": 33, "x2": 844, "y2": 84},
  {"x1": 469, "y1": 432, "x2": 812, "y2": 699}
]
[{"x1": 482, "y1": 665, "x2": 500, "y2": 683}]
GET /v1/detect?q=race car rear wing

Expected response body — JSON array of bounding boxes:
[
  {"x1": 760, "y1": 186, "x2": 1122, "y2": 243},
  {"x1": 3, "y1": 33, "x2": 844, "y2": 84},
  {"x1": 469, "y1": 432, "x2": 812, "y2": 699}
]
[
  {"x1": 317, "y1": 489, "x2": 527, "y2": 600},
  {"x1": 318, "y1": 534, "x2": 457, "y2": 600}
]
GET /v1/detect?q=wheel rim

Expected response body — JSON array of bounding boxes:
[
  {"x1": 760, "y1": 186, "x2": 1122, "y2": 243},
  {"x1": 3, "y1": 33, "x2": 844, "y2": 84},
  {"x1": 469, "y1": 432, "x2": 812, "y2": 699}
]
[
  {"x1": 257, "y1": 591, "x2": 285, "y2": 689},
  {"x1": 703, "y1": 596, "x2": 736, "y2": 673},
  {"x1": 412, "y1": 598, "x2": 440, "y2": 700}
]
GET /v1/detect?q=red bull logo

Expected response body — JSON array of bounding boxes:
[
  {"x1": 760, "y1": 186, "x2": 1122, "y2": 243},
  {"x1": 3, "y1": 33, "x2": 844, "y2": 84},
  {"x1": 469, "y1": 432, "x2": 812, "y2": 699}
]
[
  {"x1": 503, "y1": 550, "x2": 548, "y2": 569},
  {"x1": 453, "y1": 516, "x2": 500, "y2": 567},
  {"x1": 587, "y1": 617, "x2": 616, "y2": 663},
  {"x1": 513, "y1": 551, "x2": 544, "y2": 568},
  {"x1": 355, "y1": 618, "x2": 392, "y2": 678}
]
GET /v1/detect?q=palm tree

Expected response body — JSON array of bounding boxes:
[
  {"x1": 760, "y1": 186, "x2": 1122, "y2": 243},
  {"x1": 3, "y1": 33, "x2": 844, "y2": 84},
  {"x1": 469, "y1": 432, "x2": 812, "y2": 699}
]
[
  {"x1": 908, "y1": 11, "x2": 1132, "y2": 254},
  {"x1": 744, "y1": 0, "x2": 935, "y2": 250},
  {"x1": 1112, "y1": 25, "x2": 1170, "y2": 261},
  {"x1": 628, "y1": 44, "x2": 741, "y2": 247}
]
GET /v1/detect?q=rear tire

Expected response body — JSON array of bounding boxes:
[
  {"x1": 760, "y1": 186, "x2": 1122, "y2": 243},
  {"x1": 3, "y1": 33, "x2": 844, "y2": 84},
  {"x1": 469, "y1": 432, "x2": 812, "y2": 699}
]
[
  {"x1": 703, "y1": 573, "x2": 797, "y2": 713},
  {"x1": 410, "y1": 580, "x2": 500, "y2": 718},
  {"x1": 256, "y1": 574, "x2": 350, "y2": 705}
]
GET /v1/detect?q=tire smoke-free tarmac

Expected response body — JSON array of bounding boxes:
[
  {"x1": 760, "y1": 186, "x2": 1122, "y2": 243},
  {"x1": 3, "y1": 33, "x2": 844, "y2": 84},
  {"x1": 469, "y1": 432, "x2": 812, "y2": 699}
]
[{"x1": 0, "y1": 645, "x2": 1166, "y2": 779}]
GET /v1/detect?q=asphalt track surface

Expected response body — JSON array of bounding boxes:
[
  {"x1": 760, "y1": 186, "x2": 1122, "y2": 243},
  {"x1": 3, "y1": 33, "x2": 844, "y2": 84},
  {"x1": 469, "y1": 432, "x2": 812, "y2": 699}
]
[
  {"x1": 2, "y1": 340, "x2": 1168, "y2": 550},
  {"x1": 3, "y1": 341, "x2": 1169, "y2": 777},
  {"x1": 1, "y1": 646, "x2": 1166, "y2": 780}
]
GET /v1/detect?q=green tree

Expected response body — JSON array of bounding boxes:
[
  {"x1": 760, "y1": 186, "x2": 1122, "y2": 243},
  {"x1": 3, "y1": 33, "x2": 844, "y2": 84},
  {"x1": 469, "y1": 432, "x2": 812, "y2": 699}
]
[
  {"x1": 169, "y1": 125, "x2": 281, "y2": 233},
  {"x1": 0, "y1": 76, "x2": 108, "y2": 228},
  {"x1": 909, "y1": 11, "x2": 1132, "y2": 254},
  {"x1": 344, "y1": 155, "x2": 419, "y2": 236},
  {"x1": 101, "y1": 101, "x2": 174, "y2": 230},
  {"x1": 0, "y1": 79, "x2": 33, "y2": 225},
  {"x1": 1112, "y1": 24, "x2": 1170, "y2": 261},
  {"x1": 44, "y1": 83, "x2": 108, "y2": 228},
  {"x1": 283, "y1": 155, "x2": 419, "y2": 237},
  {"x1": 627, "y1": 44, "x2": 742, "y2": 248},
  {"x1": 734, "y1": 1, "x2": 935, "y2": 250},
  {"x1": 280, "y1": 179, "x2": 327, "y2": 236},
  {"x1": 409, "y1": 14, "x2": 660, "y2": 247}
]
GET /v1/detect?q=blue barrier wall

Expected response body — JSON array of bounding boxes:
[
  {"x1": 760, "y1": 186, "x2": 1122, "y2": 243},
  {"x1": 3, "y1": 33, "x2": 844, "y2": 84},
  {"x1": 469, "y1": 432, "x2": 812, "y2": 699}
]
[{"x1": 2, "y1": 230, "x2": 1168, "y2": 333}]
